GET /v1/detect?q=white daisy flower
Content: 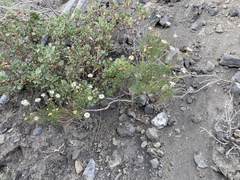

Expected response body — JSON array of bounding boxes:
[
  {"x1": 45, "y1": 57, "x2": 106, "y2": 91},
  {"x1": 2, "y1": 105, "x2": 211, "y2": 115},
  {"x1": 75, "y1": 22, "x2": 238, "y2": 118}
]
[
  {"x1": 35, "y1": 98, "x2": 41, "y2": 103},
  {"x1": 21, "y1": 99, "x2": 30, "y2": 106},
  {"x1": 161, "y1": 39, "x2": 168, "y2": 44},
  {"x1": 87, "y1": 74, "x2": 93, "y2": 78},
  {"x1": 88, "y1": 96, "x2": 93, "y2": 101},
  {"x1": 49, "y1": 90, "x2": 54, "y2": 95},
  {"x1": 84, "y1": 112, "x2": 90, "y2": 118},
  {"x1": 99, "y1": 94, "x2": 105, "y2": 99},
  {"x1": 71, "y1": 82, "x2": 77, "y2": 88},
  {"x1": 129, "y1": 55, "x2": 134, "y2": 61},
  {"x1": 55, "y1": 94, "x2": 61, "y2": 99}
]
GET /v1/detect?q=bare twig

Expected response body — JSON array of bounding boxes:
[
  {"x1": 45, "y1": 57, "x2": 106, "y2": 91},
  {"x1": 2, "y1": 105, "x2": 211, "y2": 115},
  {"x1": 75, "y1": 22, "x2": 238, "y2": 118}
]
[
  {"x1": 200, "y1": 127, "x2": 228, "y2": 145},
  {"x1": 85, "y1": 99, "x2": 132, "y2": 112}
]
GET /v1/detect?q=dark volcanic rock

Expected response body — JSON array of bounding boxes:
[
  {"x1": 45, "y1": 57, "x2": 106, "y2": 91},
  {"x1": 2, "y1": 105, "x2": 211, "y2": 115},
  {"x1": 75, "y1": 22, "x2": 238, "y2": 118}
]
[
  {"x1": 208, "y1": 4, "x2": 219, "y2": 16},
  {"x1": 220, "y1": 53, "x2": 240, "y2": 67},
  {"x1": 229, "y1": 6, "x2": 239, "y2": 17},
  {"x1": 117, "y1": 122, "x2": 135, "y2": 137}
]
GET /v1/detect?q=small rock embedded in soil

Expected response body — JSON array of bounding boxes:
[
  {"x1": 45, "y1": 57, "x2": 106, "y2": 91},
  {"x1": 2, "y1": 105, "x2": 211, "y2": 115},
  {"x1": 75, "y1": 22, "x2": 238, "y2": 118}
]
[
  {"x1": 33, "y1": 127, "x2": 43, "y2": 136},
  {"x1": 160, "y1": 15, "x2": 171, "y2": 28},
  {"x1": 220, "y1": 53, "x2": 240, "y2": 67},
  {"x1": 194, "y1": 152, "x2": 208, "y2": 169},
  {"x1": 72, "y1": 149, "x2": 81, "y2": 160},
  {"x1": 232, "y1": 71, "x2": 240, "y2": 83},
  {"x1": 118, "y1": 113, "x2": 129, "y2": 122},
  {"x1": 83, "y1": 159, "x2": 95, "y2": 180},
  {"x1": 75, "y1": 160, "x2": 83, "y2": 174},
  {"x1": 149, "y1": 158, "x2": 159, "y2": 169},
  {"x1": 146, "y1": 127, "x2": 159, "y2": 142},
  {"x1": 147, "y1": 148, "x2": 164, "y2": 158},
  {"x1": 191, "y1": 22, "x2": 200, "y2": 31},
  {"x1": 141, "y1": 141, "x2": 148, "y2": 148},
  {"x1": 208, "y1": 4, "x2": 219, "y2": 16},
  {"x1": 151, "y1": 112, "x2": 168, "y2": 129},
  {"x1": 144, "y1": 104, "x2": 154, "y2": 114},
  {"x1": 229, "y1": 6, "x2": 239, "y2": 17},
  {"x1": 233, "y1": 129, "x2": 240, "y2": 138},
  {"x1": 153, "y1": 142, "x2": 161, "y2": 149},
  {"x1": 206, "y1": 61, "x2": 215, "y2": 72},
  {"x1": 0, "y1": 94, "x2": 7, "y2": 104},
  {"x1": 215, "y1": 24, "x2": 224, "y2": 33},
  {"x1": 0, "y1": 134, "x2": 5, "y2": 145},
  {"x1": 117, "y1": 122, "x2": 135, "y2": 137},
  {"x1": 138, "y1": 94, "x2": 148, "y2": 107}
]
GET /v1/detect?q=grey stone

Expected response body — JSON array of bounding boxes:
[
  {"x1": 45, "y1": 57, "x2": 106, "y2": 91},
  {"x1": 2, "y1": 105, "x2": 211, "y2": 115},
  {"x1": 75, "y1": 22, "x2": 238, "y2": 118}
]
[
  {"x1": 183, "y1": 57, "x2": 190, "y2": 68},
  {"x1": 229, "y1": 6, "x2": 239, "y2": 17},
  {"x1": 215, "y1": 24, "x2": 224, "y2": 33},
  {"x1": 72, "y1": 149, "x2": 81, "y2": 160},
  {"x1": 144, "y1": 104, "x2": 154, "y2": 114},
  {"x1": 83, "y1": 159, "x2": 95, "y2": 180},
  {"x1": 206, "y1": 61, "x2": 215, "y2": 72},
  {"x1": 150, "y1": 11, "x2": 160, "y2": 24},
  {"x1": 141, "y1": 141, "x2": 148, "y2": 148},
  {"x1": 180, "y1": 107, "x2": 186, "y2": 111},
  {"x1": 151, "y1": 112, "x2": 168, "y2": 129},
  {"x1": 234, "y1": 172, "x2": 240, "y2": 180},
  {"x1": 191, "y1": 78, "x2": 199, "y2": 88},
  {"x1": 189, "y1": 115, "x2": 203, "y2": 124},
  {"x1": 232, "y1": 82, "x2": 240, "y2": 94},
  {"x1": 117, "y1": 122, "x2": 135, "y2": 137},
  {"x1": 118, "y1": 113, "x2": 129, "y2": 122},
  {"x1": 108, "y1": 150, "x2": 122, "y2": 169},
  {"x1": 33, "y1": 127, "x2": 43, "y2": 136},
  {"x1": 208, "y1": 4, "x2": 219, "y2": 16},
  {"x1": 0, "y1": 122, "x2": 9, "y2": 134},
  {"x1": 149, "y1": 158, "x2": 159, "y2": 169},
  {"x1": 190, "y1": 66, "x2": 203, "y2": 74},
  {"x1": 127, "y1": 109, "x2": 136, "y2": 118},
  {"x1": 194, "y1": 152, "x2": 208, "y2": 168},
  {"x1": 233, "y1": 71, "x2": 240, "y2": 83},
  {"x1": 0, "y1": 134, "x2": 5, "y2": 145},
  {"x1": 0, "y1": 94, "x2": 7, "y2": 104},
  {"x1": 153, "y1": 142, "x2": 161, "y2": 149},
  {"x1": 186, "y1": 96, "x2": 193, "y2": 104},
  {"x1": 185, "y1": 3, "x2": 201, "y2": 23},
  {"x1": 159, "y1": 15, "x2": 171, "y2": 28},
  {"x1": 191, "y1": 22, "x2": 200, "y2": 31},
  {"x1": 138, "y1": 95, "x2": 148, "y2": 107},
  {"x1": 220, "y1": 53, "x2": 240, "y2": 67},
  {"x1": 147, "y1": 148, "x2": 164, "y2": 157},
  {"x1": 167, "y1": 117, "x2": 177, "y2": 126},
  {"x1": 146, "y1": 127, "x2": 159, "y2": 142}
]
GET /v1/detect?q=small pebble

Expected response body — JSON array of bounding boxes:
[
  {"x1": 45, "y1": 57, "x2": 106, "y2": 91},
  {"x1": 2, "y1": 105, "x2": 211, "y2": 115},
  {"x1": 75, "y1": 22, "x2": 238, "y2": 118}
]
[{"x1": 141, "y1": 141, "x2": 148, "y2": 148}]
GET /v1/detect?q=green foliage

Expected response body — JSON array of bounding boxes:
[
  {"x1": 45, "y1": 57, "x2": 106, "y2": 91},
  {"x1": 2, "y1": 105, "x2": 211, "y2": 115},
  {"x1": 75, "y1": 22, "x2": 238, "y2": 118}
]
[{"x1": 0, "y1": 2, "x2": 174, "y2": 123}]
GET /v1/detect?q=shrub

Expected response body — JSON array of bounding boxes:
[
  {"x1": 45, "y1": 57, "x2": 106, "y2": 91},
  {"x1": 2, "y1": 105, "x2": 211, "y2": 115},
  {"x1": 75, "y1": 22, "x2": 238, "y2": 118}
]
[{"x1": 0, "y1": 2, "x2": 174, "y2": 123}]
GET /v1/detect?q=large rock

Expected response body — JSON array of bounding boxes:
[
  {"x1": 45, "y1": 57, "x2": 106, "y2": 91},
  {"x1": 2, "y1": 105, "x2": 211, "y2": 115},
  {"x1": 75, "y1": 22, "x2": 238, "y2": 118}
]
[
  {"x1": 146, "y1": 127, "x2": 159, "y2": 142},
  {"x1": 220, "y1": 53, "x2": 240, "y2": 67},
  {"x1": 117, "y1": 122, "x2": 135, "y2": 137},
  {"x1": 83, "y1": 159, "x2": 95, "y2": 180},
  {"x1": 151, "y1": 112, "x2": 168, "y2": 129}
]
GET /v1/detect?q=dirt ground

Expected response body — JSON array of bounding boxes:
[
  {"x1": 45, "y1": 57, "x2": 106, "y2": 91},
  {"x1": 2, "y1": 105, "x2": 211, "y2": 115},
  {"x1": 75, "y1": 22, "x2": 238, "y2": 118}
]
[{"x1": 1, "y1": 0, "x2": 240, "y2": 179}]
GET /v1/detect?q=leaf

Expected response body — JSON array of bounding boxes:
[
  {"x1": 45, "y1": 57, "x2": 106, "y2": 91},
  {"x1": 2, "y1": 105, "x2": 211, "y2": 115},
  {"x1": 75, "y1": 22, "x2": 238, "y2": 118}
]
[
  {"x1": 35, "y1": 67, "x2": 42, "y2": 75},
  {"x1": 58, "y1": 60, "x2": 64, "y2": 66}
]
